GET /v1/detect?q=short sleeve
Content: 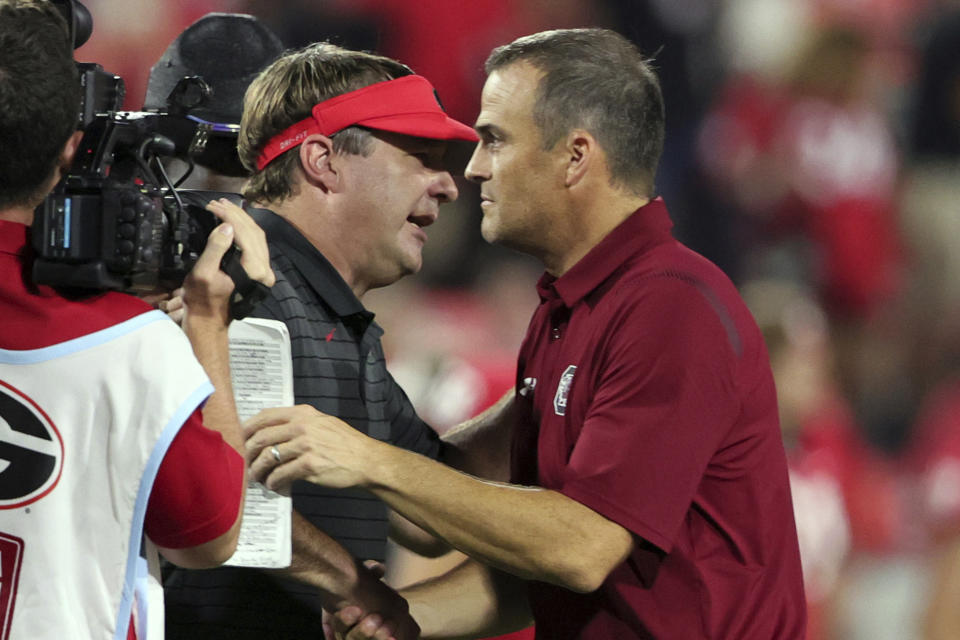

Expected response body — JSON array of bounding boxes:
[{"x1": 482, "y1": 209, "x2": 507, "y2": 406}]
[
  {"x1": 144, "y1": 408, "x2": 244, "y2": 548},
  {"x1": 384, "y1": 370, "x2": 441, "y2": 459},
  {"x1": 559, "y1": 277, "x2": 742, "y2": 552}
]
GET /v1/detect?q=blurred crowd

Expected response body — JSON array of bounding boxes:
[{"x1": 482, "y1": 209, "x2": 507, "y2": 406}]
[{"x1": 76, "y1": 0, "x2": 960, "y2": 637}]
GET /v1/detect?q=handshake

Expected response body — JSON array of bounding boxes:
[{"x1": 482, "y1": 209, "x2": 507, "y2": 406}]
[{"x1": 244, "y1": 404, "x2": 422, "y2": 640}]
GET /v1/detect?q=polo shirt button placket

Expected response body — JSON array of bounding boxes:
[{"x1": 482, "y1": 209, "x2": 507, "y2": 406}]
[{"x1": 544, "y1": 290, "x2": 566, "y2": 341}]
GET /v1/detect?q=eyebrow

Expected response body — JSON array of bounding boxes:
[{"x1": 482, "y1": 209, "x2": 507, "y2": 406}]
[{"x1": 475, "y1": 123, "x2": 505, "y2": 139}]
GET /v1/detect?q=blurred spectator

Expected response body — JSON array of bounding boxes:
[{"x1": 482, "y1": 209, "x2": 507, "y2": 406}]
[
  {"x1": 781, "y1": 26, "x2": 902, "y2": 317},
  {"x1": 744, "y1": 279, "x2": 902, "y2": 639},
  {"x1": 902, "y1": 376, "x2": 960, "y2": 638},
  {"x1": 898, "y1": 7, "x2": 960, "y2": 399},
  {"x1": 699, "y1": 19, "x2": 917, "y2": 456},
  {"x1": 744, "y1": 275, "x2": 960, "y2": 640},
  {"x1": 701, "y1": 24, "x2": 903, "y2": 318}
]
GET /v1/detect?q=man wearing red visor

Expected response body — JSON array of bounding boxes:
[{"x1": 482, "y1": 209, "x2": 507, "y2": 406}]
[{"x1": 163, "y1": 43, "x2": 478, "y2": 640}]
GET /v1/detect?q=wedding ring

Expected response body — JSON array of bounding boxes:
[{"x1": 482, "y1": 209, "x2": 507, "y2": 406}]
[{"x1": 270, "y1": 445, "x2": 282, "y2": 463}]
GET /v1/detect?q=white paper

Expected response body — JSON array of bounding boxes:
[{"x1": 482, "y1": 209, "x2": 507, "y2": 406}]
[{"x1": 224, "y1": 317, "x2": 293, "y2": 568}]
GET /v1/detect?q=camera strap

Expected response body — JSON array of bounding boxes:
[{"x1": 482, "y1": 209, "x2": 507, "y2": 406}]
[{"x1": 219, "y1": 245, "x2": 270, "y2": 320}]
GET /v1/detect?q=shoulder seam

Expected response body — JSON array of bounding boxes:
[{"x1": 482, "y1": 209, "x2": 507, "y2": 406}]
[{"x1": 628, "y1": 270, "x2": 743, "y2": 358}]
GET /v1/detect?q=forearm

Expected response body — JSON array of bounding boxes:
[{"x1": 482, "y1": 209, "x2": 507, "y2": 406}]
[
  {"x1": 245, "y1": 405, "x2": 633, "y2": 592},
  {"x1": 366, "y1": 443, "x2": 633, "y2": 593},
  {"x1": 440, "y1": 390, "x2": 514, "y2": 480},
  {"x1": 403, "y1": 558, "x2": 532, "y2": 639},
  {"x1": 278, "y1": 510, "x2": 360, "y2": 606},
  {"x1": 279, "y1": 509, "x2": 420, "y2": 638},
  {"x1": 180, "y1": 197, "x2": 275, "y2": 455},
  {"x1": 183, "y1": 315, "x2": 243, "y2": 454},
  {"x1": 389, "y1": 510, "x2": 451, "y2": 558},
  {"x1": 160, "y1": 317, "x2": 245, "y2": 565}
]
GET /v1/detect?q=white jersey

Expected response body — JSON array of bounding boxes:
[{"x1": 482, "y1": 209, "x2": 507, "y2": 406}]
[{"x1": 0, "y1": 310, "x2": 212, "y2": 640}]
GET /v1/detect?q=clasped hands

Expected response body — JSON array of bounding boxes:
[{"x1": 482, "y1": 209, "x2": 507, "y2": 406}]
[
  {"x1": 245, "y1": 405, "x2": 411, "y2": 639},
  {"x1": 322, "y1": 559, "x2": 418, "y2": 640}
]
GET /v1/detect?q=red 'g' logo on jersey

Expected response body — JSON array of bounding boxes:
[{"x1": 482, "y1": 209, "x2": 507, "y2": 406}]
[{"x1": 0, "y1": 381, "x2": 63, "y2": 508}]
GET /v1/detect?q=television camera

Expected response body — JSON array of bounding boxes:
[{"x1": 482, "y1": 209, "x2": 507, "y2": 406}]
[{"x1": 32, "y1": 0, "x2": 266, "y2": 317}]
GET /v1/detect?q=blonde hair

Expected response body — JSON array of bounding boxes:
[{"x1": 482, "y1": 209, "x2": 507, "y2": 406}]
[{"x1": 239, "y1": 42, "x2": 413, "y2": 203}]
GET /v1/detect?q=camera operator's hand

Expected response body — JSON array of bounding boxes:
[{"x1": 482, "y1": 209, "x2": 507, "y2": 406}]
[
  {"x1": 140, "y1": 287, "x2": 186, "y2": 325},
  {"x1": 159, "y1": 288, "x2": 186, "y2": 325},
  {"x1": 180, "y1": 199, "x2": 274, "y2": 455},
  {"x1": 182, "y1": 198, "x2": 274, "y2": 326}
]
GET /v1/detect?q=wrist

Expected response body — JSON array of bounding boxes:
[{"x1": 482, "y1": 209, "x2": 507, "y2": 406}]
[
  {"x1": 183, "y1": 312, "x2": 230, "y2": 339},
  {"x1": 361, "y1": 437, "x2": 401, "y2": 491},
  {"x1": 324, "y1": 559, "x2": 362, "y2": 608},
  {"x1": 285, "y1": 516, "x2": 360, "y2": 604}
]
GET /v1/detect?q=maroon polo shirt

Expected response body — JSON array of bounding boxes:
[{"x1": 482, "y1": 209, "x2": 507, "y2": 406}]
[{"x1": 512, "y1": 199, "x2": 806, "y2": 639}]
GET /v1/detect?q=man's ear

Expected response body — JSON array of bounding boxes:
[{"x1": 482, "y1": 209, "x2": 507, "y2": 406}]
[
  {"x1": 58, "y1": 130, "x2": 84, "y2": 174},
  {"x1": 42, "y1": 130, "x2": 84, "y2": 195},
  {"x1": 299, "y1": 134, "x2": 339, "y2": 192},
  {"x1": 563, "y1": 129, "x2": 596, "y2": 188}
]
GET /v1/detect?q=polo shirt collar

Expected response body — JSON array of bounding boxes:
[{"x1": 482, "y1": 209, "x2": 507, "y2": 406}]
[
  {"x1": 537, "y1": 197, "x2": 674, "y2": 307},
  {"x1": 248, "y1": 207, "x2": 373, "y2": 325}
]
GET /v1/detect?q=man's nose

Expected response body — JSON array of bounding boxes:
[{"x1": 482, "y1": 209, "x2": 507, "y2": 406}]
[
  {"x1": 464, "y1": 145, "x2": 489, "y2": 184},
  {"x1": 431, "y1": 170, "x2": 459, "y2": 203}
]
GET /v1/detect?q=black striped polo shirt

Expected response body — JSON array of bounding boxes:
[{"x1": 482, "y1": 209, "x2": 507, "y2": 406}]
[{"x1": 164, "y1": 207, "x2": 439, "y2": 640}]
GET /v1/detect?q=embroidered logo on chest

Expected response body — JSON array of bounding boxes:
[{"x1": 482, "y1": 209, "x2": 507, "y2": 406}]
[{"x1": 553, "y1": 365, "x2": 577, "y2": 416}]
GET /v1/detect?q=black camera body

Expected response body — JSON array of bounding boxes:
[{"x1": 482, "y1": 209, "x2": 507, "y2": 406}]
[
  {"x1": 34, "y1": 109, "x2": 219, "y2": 291},
  {"x1": 33, "y1": 0, "x2": 228, "y2": 293}
]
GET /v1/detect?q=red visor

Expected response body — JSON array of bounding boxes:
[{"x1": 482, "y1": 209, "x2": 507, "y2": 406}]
[{"x1": 256, "y1": 75, "x2": 478, "y2": 170}]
